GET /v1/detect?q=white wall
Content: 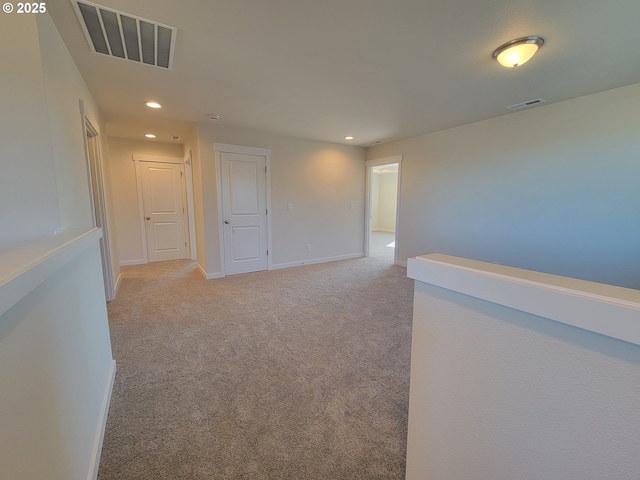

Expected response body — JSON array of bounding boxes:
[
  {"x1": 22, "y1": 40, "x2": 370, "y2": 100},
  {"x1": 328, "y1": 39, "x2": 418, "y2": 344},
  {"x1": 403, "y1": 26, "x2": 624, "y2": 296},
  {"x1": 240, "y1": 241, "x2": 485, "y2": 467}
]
[
  {"x1": 1, "y1": 242, "x2": 114, "y2": 480},
  {"x1": 408, "y1": 275, "x2": 640, "y2": 480},
  {"x1": 36, "y1": 12, "x2": 120, "y2": 293},
  {"x1": 0, "y1": 14, "x2": 59, "y2": 251},
  {"x1": 38, "y1": 14, "x2": 94, "y2": 230},
  {"x1": 0, "y1": 13, "x2": 115, "y2": 479},
  {"x1": 368, "y1": 83, "x2": 640, "y2": 289},
  {"x1": 371, "y1": 172, "x2": 397, "y2": 233},
  {"x1": 107, "y1": 137, "x2": 184, "y2": 264},
  {"x1": 193, "y1": 124, "x2": 366, "y2": 275}
]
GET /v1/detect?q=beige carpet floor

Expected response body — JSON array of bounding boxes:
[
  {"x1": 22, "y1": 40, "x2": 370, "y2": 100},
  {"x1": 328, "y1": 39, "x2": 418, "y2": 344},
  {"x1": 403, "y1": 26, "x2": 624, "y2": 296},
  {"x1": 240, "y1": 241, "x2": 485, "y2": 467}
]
[{"x1": 98, "y1": 255, "x2": 414, "y2": 479}]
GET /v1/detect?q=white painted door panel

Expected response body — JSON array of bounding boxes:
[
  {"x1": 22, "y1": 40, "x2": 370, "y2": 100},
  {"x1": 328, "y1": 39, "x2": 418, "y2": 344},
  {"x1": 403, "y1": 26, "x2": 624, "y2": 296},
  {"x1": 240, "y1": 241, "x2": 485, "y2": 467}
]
[
  {"x1": 140, "y1": 161, "x2": 187, "y2": 262},
  {"x1": 221, "y1": 152, "x2": 268, "y2": 275}
]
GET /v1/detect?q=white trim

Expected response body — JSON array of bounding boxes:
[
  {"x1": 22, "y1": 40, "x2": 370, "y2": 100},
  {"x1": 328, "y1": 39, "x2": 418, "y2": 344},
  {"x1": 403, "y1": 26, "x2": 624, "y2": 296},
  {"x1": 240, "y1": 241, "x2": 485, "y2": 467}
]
[
  {"x1": 197, "y1": 263, "x2": 224, "y2": 280},
  {"x1": 213, "y1": 143, "x2": 271, "y2": 157},
  {"x1": 407, "y1": 254, "x2": 640, "y2": 346},
  {"x1": 119, "y1": 259, "x2": 147, "y2": 266},
  {"x1": 365, "y1": 155, "x2": 402, "y2": 264},
  {"x1": 82, "y1": 109, "x2": 115, "y2": 301},
  {"x1": 214, "y1": 150, "x2": 226, "y2": 277},
  {"x1": 0, "y1": 228, "x2": 102, "y2": 317},
  {"x1": 183, "y1": 150, "x2": 197, "y2": 260},
  {"x1": 365, "y1": 155, "x2": 403, "y2": 168},
  {"x1": 132, "y1": 154, "x2": 183, "y2": 164},
  {"x1": 179, "y1": 162, "x2": 189, "y2": 259},
  {"x1": 113, "y1": 272, "x2": 122, "y2": 295},
  {"x1": 87, "y1": 359, "x2": 116, "y2": 480},
  {"x1": 270, "y1": 252, "x2": 364, "y2": 271},
  {"x1": 133, "y1": 159, "x2": 149, "y2": 263},
  {"x1": 265, "y1": 153, "x2": 273, "y2": 271}
]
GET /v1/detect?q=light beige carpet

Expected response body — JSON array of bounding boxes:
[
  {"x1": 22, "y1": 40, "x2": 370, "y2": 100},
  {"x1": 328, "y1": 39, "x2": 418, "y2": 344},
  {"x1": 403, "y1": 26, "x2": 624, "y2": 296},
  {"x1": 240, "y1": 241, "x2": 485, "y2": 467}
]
[{"x1": 98, "y1": 256, "x2": 414, "y2": 479}]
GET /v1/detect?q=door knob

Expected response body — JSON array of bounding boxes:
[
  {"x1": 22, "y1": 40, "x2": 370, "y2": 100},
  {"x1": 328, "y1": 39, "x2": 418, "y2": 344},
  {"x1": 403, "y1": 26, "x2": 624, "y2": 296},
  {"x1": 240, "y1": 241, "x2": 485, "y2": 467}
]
[
  {"x1": 145, "y1": 217, "x2": 150, "y2": 220},
  {"x1": 224, "y1": 220, "x2": 230, "y2": 224}
]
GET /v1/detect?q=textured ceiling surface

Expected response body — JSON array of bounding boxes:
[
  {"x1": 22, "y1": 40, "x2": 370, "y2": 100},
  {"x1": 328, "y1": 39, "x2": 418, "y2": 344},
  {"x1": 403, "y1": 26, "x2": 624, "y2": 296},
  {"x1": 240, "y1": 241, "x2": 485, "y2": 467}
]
[{"x1": 48, "y1": 0, "x2": 640, "y2": 145}]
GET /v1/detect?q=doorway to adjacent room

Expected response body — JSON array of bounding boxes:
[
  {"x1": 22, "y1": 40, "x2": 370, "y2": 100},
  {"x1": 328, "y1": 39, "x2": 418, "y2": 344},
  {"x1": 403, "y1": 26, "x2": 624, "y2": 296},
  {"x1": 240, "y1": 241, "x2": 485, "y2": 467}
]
[{"x1": 365, "y1": 155, "x2": 402, "y2": 263}]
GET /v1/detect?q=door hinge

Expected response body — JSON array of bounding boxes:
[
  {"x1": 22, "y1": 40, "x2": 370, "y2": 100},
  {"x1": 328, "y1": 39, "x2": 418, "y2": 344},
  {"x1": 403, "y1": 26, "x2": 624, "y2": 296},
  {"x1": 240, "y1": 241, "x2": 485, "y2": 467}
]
[
  {"x1": 267, "y1": 249, "x2": 269, "y2": 255},
  {"x1": 265, "y1": 166, "x2": 267, "y2": 173},
  {"x1": 180, "y1": 171, "x2": 183, "y2": 177},
  {"x1": 266, "y1": 209, "x2": 268, "y2": 215}
]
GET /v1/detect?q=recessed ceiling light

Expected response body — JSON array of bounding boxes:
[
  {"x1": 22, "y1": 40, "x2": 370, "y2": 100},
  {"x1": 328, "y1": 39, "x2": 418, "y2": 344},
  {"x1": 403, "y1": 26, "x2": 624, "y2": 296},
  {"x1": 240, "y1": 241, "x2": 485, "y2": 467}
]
[
  {"x1": 145, "y1": 101, "x2": 162, "y2": 109},
  {"x1": 145, "y1": 133, "x2": 156, "y2": 138},
  {"x1": 345, "y1": 136, "x2": 354, "y2": 140}
]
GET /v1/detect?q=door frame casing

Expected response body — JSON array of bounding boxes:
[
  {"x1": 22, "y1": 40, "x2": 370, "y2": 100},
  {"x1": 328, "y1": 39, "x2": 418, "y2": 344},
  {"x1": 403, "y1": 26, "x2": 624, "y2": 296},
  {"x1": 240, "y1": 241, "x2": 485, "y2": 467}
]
[
  {"x1": 82, "y1": 111, "x2": 115, "y2": 300},
  {"x1": 365, "y1": 155, "x2": 403, "y2": 265},
  {"x1": 214, "y1": 143, "x2": 272, "y2": 277},
  {"x1": 183, "y1": 150, "x2": 197, "y2": 260},
  {"x1": 133, "y1": 154, "x2": 189, "y2": 263}
]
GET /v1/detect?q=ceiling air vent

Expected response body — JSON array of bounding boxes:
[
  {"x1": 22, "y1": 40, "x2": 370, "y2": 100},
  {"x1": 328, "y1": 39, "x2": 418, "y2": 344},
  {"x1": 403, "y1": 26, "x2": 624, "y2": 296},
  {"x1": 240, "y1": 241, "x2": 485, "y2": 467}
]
[
  {"x1": 73, "y1": 0, "x2": 177, "y2": 69},
  {"x1": 506, "y1": 98, "x2": 546, "y2": 111}
]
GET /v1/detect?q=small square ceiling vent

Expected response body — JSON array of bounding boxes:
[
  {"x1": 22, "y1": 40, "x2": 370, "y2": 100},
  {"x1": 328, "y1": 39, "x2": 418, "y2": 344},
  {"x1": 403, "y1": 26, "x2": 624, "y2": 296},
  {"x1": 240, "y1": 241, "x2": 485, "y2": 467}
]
[{"x1": 73, "y1": 0, "x2": 177, "y2": 69}]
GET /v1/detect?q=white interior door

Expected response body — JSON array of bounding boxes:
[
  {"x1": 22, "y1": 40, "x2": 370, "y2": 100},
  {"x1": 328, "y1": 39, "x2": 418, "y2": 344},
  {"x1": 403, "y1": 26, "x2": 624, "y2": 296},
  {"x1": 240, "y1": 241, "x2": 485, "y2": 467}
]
[
  {"x1": 139, "y1": 161, "x2": 187, "y2": 262},
  {"x1": 221, "y1": 151, "x2": 268, "y2": 275}
]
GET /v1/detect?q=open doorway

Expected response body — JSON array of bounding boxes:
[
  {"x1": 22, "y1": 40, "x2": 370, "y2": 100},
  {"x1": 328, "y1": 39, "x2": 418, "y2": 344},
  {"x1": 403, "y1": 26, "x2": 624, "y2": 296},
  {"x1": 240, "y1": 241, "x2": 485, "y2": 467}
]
[{"x1": 365, "y1": 155, "x2": 402, "y2": 263}]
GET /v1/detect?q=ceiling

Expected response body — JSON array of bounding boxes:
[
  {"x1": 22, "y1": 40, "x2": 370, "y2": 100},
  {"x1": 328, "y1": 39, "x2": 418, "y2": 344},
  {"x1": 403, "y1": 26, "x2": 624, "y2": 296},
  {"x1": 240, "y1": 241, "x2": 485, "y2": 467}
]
[{"x1": 48, "y1": 0, "x2": 640, "y2": 146}]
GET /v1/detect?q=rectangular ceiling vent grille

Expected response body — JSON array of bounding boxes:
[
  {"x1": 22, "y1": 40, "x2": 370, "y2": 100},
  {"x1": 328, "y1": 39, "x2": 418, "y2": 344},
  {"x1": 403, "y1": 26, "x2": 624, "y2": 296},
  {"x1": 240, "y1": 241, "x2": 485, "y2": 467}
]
[
  {"x1": 73, "y1": 0, "x2": 177, "y2": 69},
  {"x1": 507, "y1": 98, "x2": 546, "y2": 111}
]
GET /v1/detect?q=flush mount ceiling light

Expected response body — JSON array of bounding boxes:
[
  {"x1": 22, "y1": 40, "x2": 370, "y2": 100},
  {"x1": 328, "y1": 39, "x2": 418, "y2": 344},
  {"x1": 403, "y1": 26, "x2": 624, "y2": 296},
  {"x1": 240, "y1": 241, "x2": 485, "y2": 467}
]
[
  {"x1": 145, "y1": 101, "x2": 161, "y2": 108},
  {"x1": 345, "y1": 136, "x2": 354, "y2": 140},
  {"x1": 493, "y1": 36, "x2": 544, "y2": 68},
  {"x1": 145, "y1": 133, "x2": 156, "y2": 138}
]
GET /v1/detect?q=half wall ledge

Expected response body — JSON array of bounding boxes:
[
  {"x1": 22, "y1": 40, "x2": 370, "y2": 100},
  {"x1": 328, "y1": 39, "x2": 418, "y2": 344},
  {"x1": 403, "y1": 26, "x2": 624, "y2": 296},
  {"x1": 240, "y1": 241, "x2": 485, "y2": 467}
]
[
  {"x1": 407, "y1": 253, "x2": 640, "y2": 346},
  {"x1": 0, "y1": 227, "x2": 102, "y2": 317}
]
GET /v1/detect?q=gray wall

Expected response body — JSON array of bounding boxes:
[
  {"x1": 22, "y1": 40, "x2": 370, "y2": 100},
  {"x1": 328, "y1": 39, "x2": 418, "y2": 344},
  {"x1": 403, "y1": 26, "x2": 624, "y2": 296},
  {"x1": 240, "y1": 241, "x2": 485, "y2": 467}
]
[{"x1": 369, "y1": 83, "x2": 640, "y2": 289}]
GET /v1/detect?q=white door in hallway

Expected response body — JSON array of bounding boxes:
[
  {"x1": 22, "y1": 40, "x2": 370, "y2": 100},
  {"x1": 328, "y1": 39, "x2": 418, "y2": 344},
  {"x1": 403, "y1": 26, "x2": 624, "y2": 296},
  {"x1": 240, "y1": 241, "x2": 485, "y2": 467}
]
[
  {"x1": 220, "y1": 151, "x2": 268, "y2": 275},
  {"x1": 139, "y1": 161, "x2": 187, "y2": 262}
]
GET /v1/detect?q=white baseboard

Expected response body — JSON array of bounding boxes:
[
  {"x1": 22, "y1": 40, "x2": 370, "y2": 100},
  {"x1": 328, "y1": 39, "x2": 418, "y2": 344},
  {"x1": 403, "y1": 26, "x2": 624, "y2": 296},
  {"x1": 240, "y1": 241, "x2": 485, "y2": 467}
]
[
  {"x1": 270, "y1": 252, "x2": 364, "y2": 271},
  {"x1": 197, "y1": 263, "x2": 225, "y2": 280},
  {"x1": 113, "y1": 272, "x2": 122, "y2": 295},
  {"x1": 87, "y1": 359, "x2": 116, "y2": 480},
  {"x1": 119, "y1": 259, "x2": 146, "y2": 267}
]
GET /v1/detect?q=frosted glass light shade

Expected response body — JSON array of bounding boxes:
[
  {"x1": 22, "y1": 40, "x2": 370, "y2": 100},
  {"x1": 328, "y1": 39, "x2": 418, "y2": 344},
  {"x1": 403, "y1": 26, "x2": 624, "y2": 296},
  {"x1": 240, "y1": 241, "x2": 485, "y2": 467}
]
[{"x1": 493, "y1": 36, "x2": 544, "y2": 68}]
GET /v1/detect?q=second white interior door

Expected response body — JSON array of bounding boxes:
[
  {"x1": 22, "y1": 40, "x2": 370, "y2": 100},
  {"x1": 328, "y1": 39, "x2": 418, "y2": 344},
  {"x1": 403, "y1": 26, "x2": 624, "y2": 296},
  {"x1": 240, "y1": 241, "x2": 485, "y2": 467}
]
[
  {"x1": 139, "y1": 161, "x2": 187, "y2": 262},
  {"x1": 220, "y1": 151, "x2": 268, "y2": 275}
]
